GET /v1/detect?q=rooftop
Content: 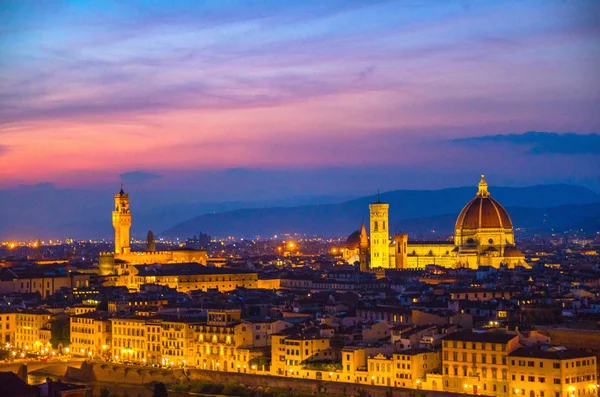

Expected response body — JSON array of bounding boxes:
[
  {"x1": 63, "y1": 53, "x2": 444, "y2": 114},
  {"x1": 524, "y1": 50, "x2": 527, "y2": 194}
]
[
  {"x1": 442, "y1": 331, "x2": 518, "y2": 344},
  {"x1": 509, "y1": 346, "x2": 595, "y2": 360}
]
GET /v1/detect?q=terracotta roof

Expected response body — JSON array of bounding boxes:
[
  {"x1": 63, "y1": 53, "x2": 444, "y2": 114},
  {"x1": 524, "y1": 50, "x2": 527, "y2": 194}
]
[
  {"x1": 456, "y1": 196, "x2": 513, "y2": 230},
  {"x1": 442, "y1": 331, "x2": 517, "y2": 344},
  {"x1": 345, "y1": 230, "x2": 361, "y2": 249},
  {"x1": 509, "y1": 346, "x2": 594, "y2": 360},
  {"x1": 504, "y1": 246, "x2": 524, "y2": 257}
]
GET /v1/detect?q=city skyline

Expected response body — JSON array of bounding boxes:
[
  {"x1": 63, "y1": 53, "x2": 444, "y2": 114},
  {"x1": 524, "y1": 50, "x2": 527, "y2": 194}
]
[{"x1": 1, "y1": 1, "x2": 599, "y2": 194}]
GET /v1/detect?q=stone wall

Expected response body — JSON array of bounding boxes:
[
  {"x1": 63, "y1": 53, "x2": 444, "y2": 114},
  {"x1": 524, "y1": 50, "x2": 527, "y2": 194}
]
[{"x1": 73, "y1": 362, "x2": 463, "y2": 397}]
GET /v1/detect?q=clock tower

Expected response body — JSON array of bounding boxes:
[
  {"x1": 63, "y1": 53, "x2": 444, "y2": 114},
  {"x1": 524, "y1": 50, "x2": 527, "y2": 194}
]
[
  {"x1": 112, "y1": 184, "x2": 131, "y2": 254},
  {"x1": 369, "y1": 195, "x2": 390, "y2": 269}
]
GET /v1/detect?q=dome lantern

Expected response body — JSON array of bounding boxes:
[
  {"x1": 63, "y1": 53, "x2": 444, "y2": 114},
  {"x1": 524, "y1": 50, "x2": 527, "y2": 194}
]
[{"x1": 477, "y1": 174, "x2": 489, "y2": 198}]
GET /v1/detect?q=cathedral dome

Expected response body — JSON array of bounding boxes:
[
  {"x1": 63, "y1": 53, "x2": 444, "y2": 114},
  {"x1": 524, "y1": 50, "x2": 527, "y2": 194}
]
[
  {"x1": 345, "y1": 230, "x2": 361, "y2": 249},
  {"x1": 503, "y1": 246, "x2": 524, "y2": 257},
  {"x1": 455, "y1": 175, "x2": 513, "y2": 231}
]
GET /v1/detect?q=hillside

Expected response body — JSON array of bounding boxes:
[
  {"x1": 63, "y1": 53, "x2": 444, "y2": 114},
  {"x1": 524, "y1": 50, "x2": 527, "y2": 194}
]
[{"x1": 162, "y1": 184, "x2": 600, "y2": 238}]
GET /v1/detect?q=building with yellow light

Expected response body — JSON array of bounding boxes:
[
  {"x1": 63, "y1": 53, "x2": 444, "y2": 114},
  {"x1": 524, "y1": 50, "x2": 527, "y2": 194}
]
[
  {"x1": 160, "y1": 316, "x2": 201, "y2": 367},
  {"x1": 0, "y1": 310, "x2": 16, "y2": 345},
  {"x1": 14, "y1": 309, "x2": 52, "y2": 352},
  {"x1": 344, "y1": 175, "x2": 528, "y2": 270},
  {"x1": 194, "y1": 309, "x2": 275, "y2": 372},
  {"x1": 110, "y1": 316, "x2": 149, "y2": 363},
  {"x1": 369, "y1": 200, "x2": 390, "y2": 269},
  {"x1": 508, "y1": 346, "x2": 597, "y2": 397},
  {"x1": 113, "y1": 263, "x2": 258, "y2": 293},
  {"x1": 271, "y1": 331, "x2": 335, "y2": 377},
  {"x1": 70, "y1": 312, "x2": 111, "y2": 358},
  {"x1": 99, "y1": 186, "x2": 207, "y2": 276},
  {"x1": 441, "y1": 331, "x2": 519, "y2": 396},
  {"x1": 0, "y1": 268, "x2": 90, "y2": 298},
  {"x1": 393, "y1": 349, "x2": 441, "y2": 389}
]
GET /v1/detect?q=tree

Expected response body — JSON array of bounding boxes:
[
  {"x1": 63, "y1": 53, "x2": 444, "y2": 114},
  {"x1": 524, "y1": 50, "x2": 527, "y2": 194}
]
[
  {"x1": 50, "y1": 314, "x2": 70, "y2": 349},
  {"x1": 153, "y1": 382, "x2": 168, "y2": 397}
]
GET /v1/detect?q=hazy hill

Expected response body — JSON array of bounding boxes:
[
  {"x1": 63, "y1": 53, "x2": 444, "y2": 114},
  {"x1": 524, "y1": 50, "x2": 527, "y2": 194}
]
[
  {"x1": 398, "y1": 202, "x2": 600, "y2": 237},
  {"x1": 162, "y1": 184, "x2": 600, "y2": 238}
]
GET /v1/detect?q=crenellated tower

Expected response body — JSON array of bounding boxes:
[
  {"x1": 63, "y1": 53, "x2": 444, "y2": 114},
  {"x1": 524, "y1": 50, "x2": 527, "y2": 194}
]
[
  {"x1": 112, "y1": 184, "x2": 131, "y2": 254},
  {"x1": 369, "y1": 193, "x2": 390, "y2": 269}
]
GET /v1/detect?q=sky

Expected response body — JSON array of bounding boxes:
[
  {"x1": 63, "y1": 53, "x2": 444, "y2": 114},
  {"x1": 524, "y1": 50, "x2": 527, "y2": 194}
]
[{"x1": 1, "y1": 0, "x2": 599, "y2": 200}]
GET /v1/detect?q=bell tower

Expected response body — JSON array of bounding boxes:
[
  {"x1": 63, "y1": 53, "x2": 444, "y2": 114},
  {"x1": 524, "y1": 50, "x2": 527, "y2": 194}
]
[
  {"x1": 359, "y1": 219, "x2": 369, "y2": 272},
  {"x1": 369, "y1": 192, "x2": 390, "y2": 269},
  {"x1": 112, "y1": 184, "x2": 131, "y2": 254}
]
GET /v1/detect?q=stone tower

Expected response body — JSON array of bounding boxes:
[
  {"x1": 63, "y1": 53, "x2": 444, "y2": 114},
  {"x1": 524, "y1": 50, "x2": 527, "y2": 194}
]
[
  {"x1": 147, "y1": 230, "x2": 156, "y2": 252},
  {"x1": 369, "y1": 194, "x2": 389, "y2": 269},
  {"x1": 359, "y1": 220, "x2": 369, "y2": 272},
  {"x1": 393, "y1": 233, "x2": 408, "y2": 269},
  {"x1": 112, "y1": 184, "x2": 131, "y2": 254}
]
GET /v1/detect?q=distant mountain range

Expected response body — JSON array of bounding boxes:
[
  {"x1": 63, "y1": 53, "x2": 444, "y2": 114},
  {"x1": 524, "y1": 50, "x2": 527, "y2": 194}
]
[{"x1": 162, "y1": 184, "x2": 600, "y2": 238}]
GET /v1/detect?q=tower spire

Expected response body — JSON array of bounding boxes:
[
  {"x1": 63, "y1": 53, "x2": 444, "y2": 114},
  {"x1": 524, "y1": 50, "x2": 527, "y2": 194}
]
[{"x1": 120, "y1": 182, "x2": 125, "y2": 195}]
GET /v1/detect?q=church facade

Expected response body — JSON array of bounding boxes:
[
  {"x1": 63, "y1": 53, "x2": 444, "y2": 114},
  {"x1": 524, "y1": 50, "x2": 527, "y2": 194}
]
[{"x1": 343, "y1": 175, "x2": 527, "y2": 270}]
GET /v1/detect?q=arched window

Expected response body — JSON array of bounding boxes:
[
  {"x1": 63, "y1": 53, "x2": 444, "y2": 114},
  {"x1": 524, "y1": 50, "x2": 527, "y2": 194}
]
[
  {"x1": 488, "y1": 238, "x2": 494, "y2": 244},
  {"x1": 374, "y1": 221, "x2": 378, "y2": 231}
]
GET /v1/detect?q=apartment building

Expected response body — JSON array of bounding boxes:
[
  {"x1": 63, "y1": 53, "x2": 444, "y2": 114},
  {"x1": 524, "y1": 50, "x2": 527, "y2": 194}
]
[
  {"x1": 441, "y1": 331, "x2": 519, "y2": 396},
  {"x1": 509, "y1": 346, "x2": 597, "y2": 397},
  {"x1": 70, "y1": 311, "x2": 111, "y2": 358},
  {"x1": 271, "y1": 331, "x2": 334, "y2": 376},
  {"x1": 110, "y1": 316, "x2": 148, "y2": 362},
  {"x1": 14, "y1": 309, "x2": 52, "y2": 351},
  {"x1": 0, "y1": 310, "x2": 16, "y2": 345}
]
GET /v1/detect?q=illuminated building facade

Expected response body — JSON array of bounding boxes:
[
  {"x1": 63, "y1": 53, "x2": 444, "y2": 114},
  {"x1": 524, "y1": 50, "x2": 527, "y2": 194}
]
[
  {"x1": 110, "y1": 316, "x2": 148, "y2": 363},
  {"x1": 0, "y1": 268, "x2": 90, "y2": 298},
  {"x1": 160, "y1": 317, "x2": 201, "y2": 367},
  {"x1": 508, "y1": 346, "x2": 597, "y2": 397},
  {"x1": 114, "y1": 263, "x2": 258, "y2": 293},
  {"x1": 346, "y1": 175, "x2": 528, "y2": 270},
  {"x1": 194, "y1": 309, "x2": 267, "y2": 372},
  {"x1": 70, "y1": 312, "x2": 111, "y2": 358},
  {"x1": 369, "y1": 200, "x2": 390, "y2": 269},
  {"x1": 99, "y1": 186, "x2": 208, "y2": 276},
  {"x1": 0, "y1": 311, "x2": 16, "y2": 345},
  {"x1": 112, "y1": 185, "x2": 131, "y2": 255},
  {"x1": 14, "y1": 309, "x2": 52, "y2": 352},
  {"x1": 441, "y1": 331, "x2": 519, "y2": 396},
  {"x1": 271, "y1": 332, "x2": 335, "y2": 376}
]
